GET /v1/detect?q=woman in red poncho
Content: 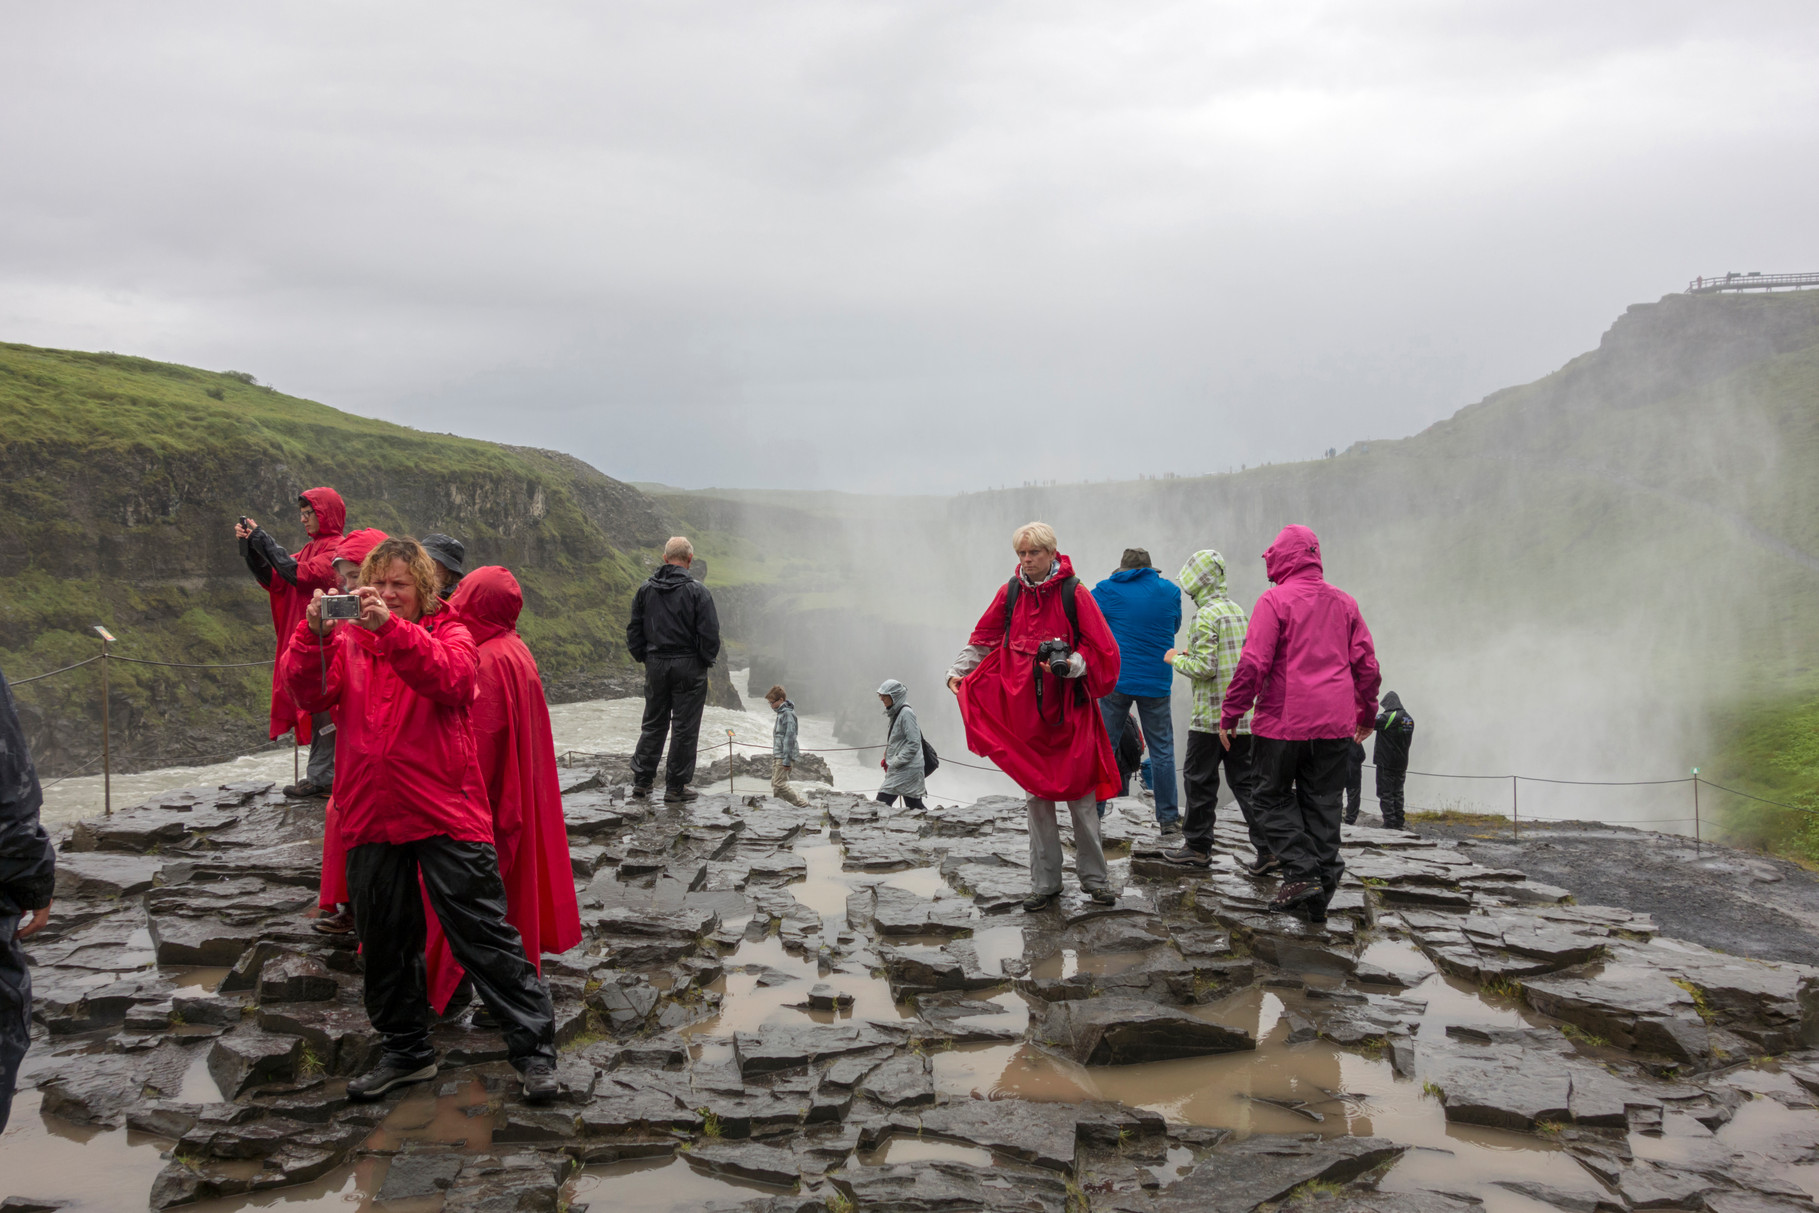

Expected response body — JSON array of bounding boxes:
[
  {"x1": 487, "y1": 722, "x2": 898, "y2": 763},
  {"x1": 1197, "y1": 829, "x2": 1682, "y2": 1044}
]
[
  {"x1": 236, "y1": 487, "x2": 346, "y2": 798},
  {"x1": 423, "y1": 566, "x2": 582, "y2": 1017},
  {"x1": 311, "y1": 527, "x2": 389, "y2": 935},
  {"x1": 945, "y1": 521, "x2": 1122, "y2": 913}
]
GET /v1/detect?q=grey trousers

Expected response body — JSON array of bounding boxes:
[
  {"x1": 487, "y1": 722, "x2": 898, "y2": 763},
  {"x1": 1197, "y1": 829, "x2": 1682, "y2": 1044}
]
[
  {"x1": 306, "y1": 711, "x2": 336, "y2": 786},
  {"x1": 1027, "y1": 794, "x2": 1108, "y2": 894}
]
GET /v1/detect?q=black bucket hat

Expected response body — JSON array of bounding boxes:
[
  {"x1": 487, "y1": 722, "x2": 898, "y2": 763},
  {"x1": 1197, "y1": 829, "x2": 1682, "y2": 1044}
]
[{"x1": 420, "y1": 533, "x2": 466, "y2": 576}]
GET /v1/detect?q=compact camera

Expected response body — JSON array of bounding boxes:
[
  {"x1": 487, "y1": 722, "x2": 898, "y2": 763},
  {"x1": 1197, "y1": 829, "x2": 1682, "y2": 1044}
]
[
  {"x1": 1034, "y1": 638, "x2": 1073, "y2": 676},
  {"x1": 320, "y1": 594, "x2": 362, "y2": 622}
]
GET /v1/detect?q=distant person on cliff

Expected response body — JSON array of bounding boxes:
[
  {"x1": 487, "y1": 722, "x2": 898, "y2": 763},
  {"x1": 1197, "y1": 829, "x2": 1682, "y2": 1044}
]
[
  {"x1": 421, "y1": 567, "x2": 584, "y2": 1022},
  {"x1": 1090, "y1": 548, "x2": 1183, "y2": 836},
  {"x1": 765, "y1": 685, "x2": 812, "y2": 808},
  {"x1": 237, "y1": 487, "x2": 347, "y2": 799},
  {"x1": 1218, "y1": 525, "x2": 1381, "y2": 921},
  {"x1": 1343, "y1": 739, "x2": 1366, "y2": 826},
  {"x1": 625, "y1": 537, "x2": 722, "y2": 804},
  {"x1": 421, "y1": 534, "x2": 466, "y2": 600},
  {"x1": 947, "y1": 522, "x2": 1122, "y2": 911},
  {"x1": 280, "y1": 537, "x2": 559, "y2": 1104},
  {"x1": 875, "y1": 679, "x2": 927, "y2": 810},
  {"x1": 0, "y1": 666, "x2": 55, "y2": 1133},
  {"x1": 312, "y1": 527, "x2": 389, "y2": 936},
  {"x1": 1372, "y1": 692, "x2": 1416, "y2": 832},
  {"x1": 1160, "y1": 549, "x2": 1266, "y2": 871}
]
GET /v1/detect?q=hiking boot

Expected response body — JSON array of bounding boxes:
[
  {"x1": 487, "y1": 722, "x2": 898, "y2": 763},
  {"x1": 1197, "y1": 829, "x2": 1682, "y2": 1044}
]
[
  {"x1": 520, "y1": 1058, "x2": 559, "y2": 1105},
  {"x1": 1162, "y1": 846, "x2": 1212, "y2": 869},
  {"x1": 470, "y1": 1002, "x2": 499, "y2": 1030},
  {"x1": 1342, "y1": 810, "x2": 1359, "y2": 826},
  {"x1": 663, "y1": 787, "x2": 699, "y2": 804},
  {"x1": 1269, "y1": 880, "x2": 1323, "y2": 915},
  {"x1": 1158, "y1": 820, "x2": 1182, "y2": 838},
  {"x1": 313, "y1": 905, "x2": 356, "y2": 935},
  {"x1": 282, "y1": 779, "x2": 330, "y2": 799},
  {"x1": 347, "y1": 1055, "x2": 437, "y2": 1101},
  {"x1": 1084, "y1": 884, "x2": 1118, "y2": 906},
  {"x1": 1245, "y1": 852, "x2": 1281, "y2": 878},
  {"x1": 1022, "y1": 890, "x2": 1059, "y2": 913},
  {"x1": 629, "y1": 785, "x2": 651, "y2": 801}
]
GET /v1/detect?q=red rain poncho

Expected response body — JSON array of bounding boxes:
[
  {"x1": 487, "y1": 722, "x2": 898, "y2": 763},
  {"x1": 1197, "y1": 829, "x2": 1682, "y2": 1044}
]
[
  {"x1": 314, "y1": 528, "x2": 388, "y2": 911},
  {"x1": 263, "y1": 487, "x2": 346, "y2": 742},
  {"x1": 1219, "y1": 524, "x2": 1382, "y2": 740},
  {"x1": 425, "y1": 567, "x2": 582, "y2": 1012},
  {"x1": 956, "y1": 554, "x2": 1122, "y2": 803}
]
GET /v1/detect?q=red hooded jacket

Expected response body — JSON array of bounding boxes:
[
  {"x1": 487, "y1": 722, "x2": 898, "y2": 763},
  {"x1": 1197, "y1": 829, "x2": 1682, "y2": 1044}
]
[
  {"x1": 263, "y1": 487, "x2": 346, "y2": 741},
  {"x1": 278, "y1": 605, "x2": 492, "y2": 849},
  {"x1": 956, "y1": 554, "x2": 1122, "y2": 803},
  {"x1": 424, "y1": 567, "x2": 584, "y2": 1010},
  {"x1": 1219, "y1": 524, "x2": 1382, "y2": 740},
  {"x1": 314, "y1": 528, "x2": 389, "y2": 911}
]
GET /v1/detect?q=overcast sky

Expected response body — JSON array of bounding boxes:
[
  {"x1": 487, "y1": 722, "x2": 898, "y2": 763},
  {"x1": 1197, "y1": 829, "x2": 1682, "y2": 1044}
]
[{"x1": 4, "y1": 2, "x2": 1817, "y2": 492}]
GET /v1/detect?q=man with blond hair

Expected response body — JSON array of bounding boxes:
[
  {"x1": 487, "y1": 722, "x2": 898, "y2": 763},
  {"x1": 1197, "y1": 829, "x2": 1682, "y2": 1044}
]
[
  {"x1": 948, "y1": 522, "x2": 1123, "y2": 911},
  {"x1": 626, "y1": 537, "x2": 721, "y2": 803}
]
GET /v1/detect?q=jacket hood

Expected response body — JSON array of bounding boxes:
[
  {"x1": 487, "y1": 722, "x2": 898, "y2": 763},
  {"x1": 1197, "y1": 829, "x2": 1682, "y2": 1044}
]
[
  {"x1": 877, "y1": 679, "x2": 909, "y2": 712},
  {"x1": 448, "y1": 566, "x2": 523, "y2": 646},
  {"x1": 1016, "y1": 553, "x2": 1076, "y2": 588},
  {"x1": 648, "y1": 563, "x2": 695, "y2": 592},
  {"x1": 333, "y1": 528, "x2": 388, "y2": 568},
  {"x1": 298, "y1": 487, "x2": 346, "y2": 538},
  {"x1": 1107, "y1": 566, "x2": 1158, "y2": 585},
  {"x1": 1177, "y1": 550, "x2": 1229, "y2": 607},
  {"x1": 1263, "y1": 525, "x2": 1322, "y2": 585},
  {"x1": 1381, "y1": 691, "x2": 1403, "y2": 712}
]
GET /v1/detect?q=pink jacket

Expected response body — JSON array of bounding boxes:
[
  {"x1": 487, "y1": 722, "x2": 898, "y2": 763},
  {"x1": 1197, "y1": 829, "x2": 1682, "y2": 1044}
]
[{"x1": 1218, "y1": 525, "x2": 1381, "y2": 740}]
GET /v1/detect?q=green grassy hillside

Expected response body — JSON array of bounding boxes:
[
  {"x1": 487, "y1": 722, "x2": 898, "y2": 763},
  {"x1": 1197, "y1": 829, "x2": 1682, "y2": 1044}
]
[{"x1": 0, "y1": 344, "x2": 678, "y2": 772}]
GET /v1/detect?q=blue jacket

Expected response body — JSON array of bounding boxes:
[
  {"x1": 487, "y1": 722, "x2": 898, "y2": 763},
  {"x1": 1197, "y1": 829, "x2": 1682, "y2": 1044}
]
[{"x1": 1090, "y1": 567, "x2": 1182, "y2": 697}]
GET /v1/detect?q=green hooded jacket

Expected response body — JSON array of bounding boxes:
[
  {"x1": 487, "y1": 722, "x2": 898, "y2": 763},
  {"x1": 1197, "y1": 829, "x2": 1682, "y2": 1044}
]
[{"x1": 1172, "y1": 550, "x2": 1254, "y2": 735}]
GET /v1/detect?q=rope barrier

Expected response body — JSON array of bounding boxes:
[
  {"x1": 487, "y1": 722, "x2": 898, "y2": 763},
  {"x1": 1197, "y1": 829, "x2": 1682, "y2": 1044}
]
[
  {"x1": 8, "y1": 656, "x2": 102, "y2": 685},
  {"x1": 1694, "y1": 779, "x2": 1819, "y2": 817},
  {"x1": 110, "y1": 655, "x2": 275, "y2": 670}
]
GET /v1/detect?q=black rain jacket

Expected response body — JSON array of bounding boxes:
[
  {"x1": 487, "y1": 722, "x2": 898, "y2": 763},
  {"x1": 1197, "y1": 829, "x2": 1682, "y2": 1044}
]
[
  {"x1": 0, "y1": 668, "x2": 54, "y2": 916},
  {"x1": 1373, "y1": 691, "x2": 1415, "y2": 772},
  {"x1": 625, "y1": 564, "x2": 721, "y2": 667}
]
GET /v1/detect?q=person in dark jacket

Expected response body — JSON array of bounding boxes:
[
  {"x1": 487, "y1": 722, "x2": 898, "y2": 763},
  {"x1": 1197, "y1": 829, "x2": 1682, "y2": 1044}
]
[
  {"x1": 1343, "y1": 739, "x2": 1366, "y2": 825},
  {"x1": 626, "y1": 537, "x2": 722, "y2": 804},
  {"x1": 1, "y1": 666, "x2": 56, "y2": 1132},
  {"x1": 420, "y1": 533, "x2": 467, "y2": 600},
  {"x1": 238, "y1": 489, "x2": 346, "y2": 798},
  {"x1": 1090, "y1": 549, "x2": 1183, "y2": 834},
  {"x1": 1372, "y1": 692, "x2": 1416, "y2": 831}
]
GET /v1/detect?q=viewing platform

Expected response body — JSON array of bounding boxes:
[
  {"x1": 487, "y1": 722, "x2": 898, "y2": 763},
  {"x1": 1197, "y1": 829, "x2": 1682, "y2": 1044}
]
[{"x1": 1687, "y1": 270, "x2": 1819, "y2": 294}]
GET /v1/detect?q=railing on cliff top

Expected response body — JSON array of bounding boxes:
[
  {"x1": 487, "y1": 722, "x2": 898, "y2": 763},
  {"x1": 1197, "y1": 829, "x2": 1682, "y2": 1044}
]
[
  {"x1": 1686, "y1": 271, "x2": 1819, "y2": 294},
  {"x1": 10, "y1": 635, "x2": 1812, "y2": 841}
]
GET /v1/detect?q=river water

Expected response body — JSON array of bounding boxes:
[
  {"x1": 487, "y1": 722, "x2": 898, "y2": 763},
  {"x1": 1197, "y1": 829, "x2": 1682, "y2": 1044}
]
[{"x1": 38, "y1": 672, "x2": 1025, "y2": 832}]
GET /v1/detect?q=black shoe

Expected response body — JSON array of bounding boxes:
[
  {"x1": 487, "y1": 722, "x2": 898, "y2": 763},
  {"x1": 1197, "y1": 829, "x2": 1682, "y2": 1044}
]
[
  {"x1": 1245, "y1": 853, "x2": 1281, "y2": 878},
  {"x1": 1269, "y1": 880, "x2": 1323, "y2": 914},
  {"x1": 1342, "y1": 811, "x2": 1359, "y2": 826},
  {"x1": 283, "y1": 780, "x2": 330, "y2": 799},
  {"x1": 520, "y1": 1058, "x2": 558, "y2": 1105},
  {"x1": 1084, "y1": 885, "x2": 1118, "y2": 906},
  {"x1": 664, "y1": 787, "x2": 699, "y2": 804},
  {"x1": 470, "y1": 1002, "x2": 498, "y2": 1030},
  {"x1": 1022, "y1": 891, "x2": 1059, "y2": 912},
  {"x1": 1158, "y1": 820, "x2": 1182, "y2": 837},
  {"x1": 630, "y1": 785, "x2": 651, "y2": 801},
  {"x1": 1307, "y1": 894, "x2": 1330, "y2": 923},
  {"x1": 1162, "y1": 846, "x2": 1212, "y2": 868},
  {"x1": 347, "y1": 1055, "x2": 437, "y2": 1101}
]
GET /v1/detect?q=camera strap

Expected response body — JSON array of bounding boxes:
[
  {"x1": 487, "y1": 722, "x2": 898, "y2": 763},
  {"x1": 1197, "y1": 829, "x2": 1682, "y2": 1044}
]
[{"x1": 1005, "y1": 574, "x2": 1087, "y2": 721}]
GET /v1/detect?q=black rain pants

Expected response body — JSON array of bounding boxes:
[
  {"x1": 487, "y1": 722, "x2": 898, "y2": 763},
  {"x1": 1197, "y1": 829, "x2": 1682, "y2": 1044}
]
[
  {"x1": 632, "y1": 655, "x2": 709, "y2": 793},
  {"x1": 1376, "y1": 765, "x2": 1408, "y2": 830},
  {"x1": 1249, "y1": 736, "x2": 1349, "y2": 890},
  {"x1": 1344, "y1": 740, "x2": 1366, "y2": 824},
  {"x1": 1181, "y1": 731, "x2": 1264, "y2": 858},
  {"x1": 0, "y1": 913, "x2": 30, "y2": 1133},
  {"x1": 346, "y1": 836, "x2": 556, "y2": 1071}
]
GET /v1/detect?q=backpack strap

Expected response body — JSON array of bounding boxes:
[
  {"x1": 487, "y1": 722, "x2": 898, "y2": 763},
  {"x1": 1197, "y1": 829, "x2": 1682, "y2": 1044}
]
[
  {"x1": 1003, "y1": 574, "x2": 1080, "y2": 647},
  {"x1": 1002, "y1": 576, "x2": 1019, "y2": 647}
]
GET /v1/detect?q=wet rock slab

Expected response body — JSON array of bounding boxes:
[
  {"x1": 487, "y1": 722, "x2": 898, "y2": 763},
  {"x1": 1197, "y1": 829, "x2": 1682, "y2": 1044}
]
[{"x1": 1043, "y1": 996, "x2": 1256, "y2": 1065}]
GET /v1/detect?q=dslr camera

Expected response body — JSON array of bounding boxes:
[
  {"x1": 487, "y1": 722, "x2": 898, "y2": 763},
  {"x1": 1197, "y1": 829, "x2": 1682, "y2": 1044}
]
[
  {"x1": 1034, "y1": 638, "x2": 1073, "y2": 676},
  {"x1": 320, "y1": 593, "x2": 362, "y2": 622}
]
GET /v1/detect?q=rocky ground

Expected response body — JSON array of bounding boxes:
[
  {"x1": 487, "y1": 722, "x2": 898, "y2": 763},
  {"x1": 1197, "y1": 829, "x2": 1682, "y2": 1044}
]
[{"x1": 6, "y1": 763, "x2": 1818, "y2": 1213}]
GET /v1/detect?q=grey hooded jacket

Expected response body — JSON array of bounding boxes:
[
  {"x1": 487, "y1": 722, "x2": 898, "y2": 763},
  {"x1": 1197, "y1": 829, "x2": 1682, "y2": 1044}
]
[{"x1": 877, "y1": 680, "x2": 926, "y2": 798}]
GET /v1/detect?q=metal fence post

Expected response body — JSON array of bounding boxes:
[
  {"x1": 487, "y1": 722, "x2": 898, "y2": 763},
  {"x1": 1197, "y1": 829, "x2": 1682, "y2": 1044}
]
[
  {"x1": 93, "y1": 626, "x2": 115, "y2": 815},
  {"x1": 1511, "y1": 775, "x2": 1519, "y2": 841},
  {"x1": 727, "y1": 730, "x2": 736, "y2": 794},
  {"x1": 1692, "y1": 769, "x2": 1701, "y2": 856}
]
